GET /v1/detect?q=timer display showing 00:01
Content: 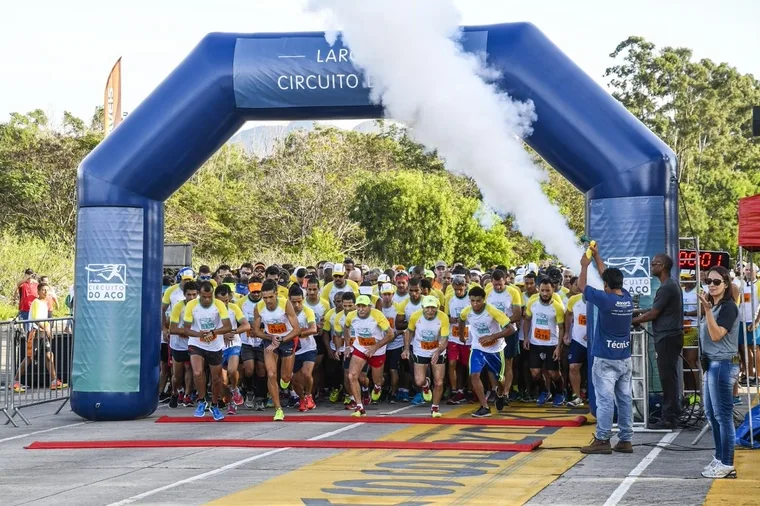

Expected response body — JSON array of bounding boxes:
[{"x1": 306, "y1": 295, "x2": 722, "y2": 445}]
[{"x1": 678, "y1": 250, "x2": 730, "y2": 270}]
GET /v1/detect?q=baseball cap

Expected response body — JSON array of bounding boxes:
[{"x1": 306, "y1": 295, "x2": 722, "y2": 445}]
[
  {"x1": 377, "y1": 273, "x2": 391, "y2": 283},
  {"x1": 422, "y1": 295, "x2": 439, "y2": 308},
  {"x1": 514, "y1": 275, "x2": 525, "y2": 286},
  {"x1": 323, "y1": 262, "x2": 335, "y2": 270},
  {"x1": 248, "y1": 282, "x2": 263, "y2": 292},
  {"x1": 424, "y1": 269, "x2": 435, "y2": 279},
  {"x1": 470, "y1": 269, "x2": 482, "y2": 277},
  {"x1": 380, "y1": 283, "x2": 395, "y2": 294},
  {"x1": 333, "y1": 264, "x2": 346, "y2": 276},
  {"x1": 179, "y1": 267, "x2": 195, "y2": 280},
  {"x1": 356, "y1": 295, "x2": 372, "y2": 306},
  {"x1": 434, "y1": 260, "x2": 446, "y2": 268},
  {"x1": 359, "y1": 286, "x2": 373, "y2": 296},
  {"x1": 393, "y1": 264, "x2": 406, "y2": 272}
]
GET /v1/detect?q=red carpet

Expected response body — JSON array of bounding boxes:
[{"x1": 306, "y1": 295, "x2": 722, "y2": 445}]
[
  {"x1": 155, "y1": 414, "x2": 587, "y2": 427},
  {"x1": 26, "y1": 438, "x2": 542, "y2": 452}
]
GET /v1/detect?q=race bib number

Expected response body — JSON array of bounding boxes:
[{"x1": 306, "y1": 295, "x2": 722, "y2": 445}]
[
  {"x1": 534, "y1": 328, "x2": 551, "y2": 341},
  {"x1": 266, "y1": 322, "x2": 287, "y2": 335},
  {"x1": 578, "y1": 314, "x2": 587, "y2": 326},
  {"x1": 420, "y1": 340, "x2": 438, "y2": 351},
  {"x1": 358, "y1": 337, "x2": 375, "y2": 347},
  {"x1": 452, "y1": 326, "x2": 469, "y2": 338},
  {"x1": 745, "y1": 293, "x2": 751, "y2": 303},
  {"x1": 349, "y1": 337, "x2": 356, "y2": 347},
  {"x1": 387, "y1": 317, "x2": 395, "y2": 329},
  {"x1": 199, "y1": 317, "x2": 216, "y2": 331}
]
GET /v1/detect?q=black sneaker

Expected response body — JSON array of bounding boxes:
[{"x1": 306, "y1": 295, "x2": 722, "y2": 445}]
[
  {"x1": 495, "y1": 395, "x2": 508, "y2": 412},
  {"x1": 287, "y1": 396, "x2": 300, "y2": 408},
  {"x1": 169, "y1": 395, "x2": 178, "y2": 409},
  {"x1": 159, "y1": 393, "x2": 171, "y2": 404},
  {"x1": 472, "y1": 406, "x2": 492, "y2": 418}
]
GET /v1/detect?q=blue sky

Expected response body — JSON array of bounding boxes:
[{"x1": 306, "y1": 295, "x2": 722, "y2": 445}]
[{"x1": 1, "y1": 0, "x2": 758, "y2": 128}]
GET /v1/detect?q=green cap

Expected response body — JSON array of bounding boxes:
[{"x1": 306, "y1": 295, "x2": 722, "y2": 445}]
[{"x1": 356, "y1": 295, "x2": 372, "y2": 306}]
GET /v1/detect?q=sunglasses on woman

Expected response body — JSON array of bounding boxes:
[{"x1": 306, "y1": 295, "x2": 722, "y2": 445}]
[{"x1": 705, "y1": 278, "x2": 723, "y2": 286}]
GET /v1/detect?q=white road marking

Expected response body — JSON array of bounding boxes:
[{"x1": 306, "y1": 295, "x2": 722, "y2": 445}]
[
  {"x1": 105, "y1": 422, "x2": 364, "y2": 506},
  {"x1": 603, "y1": 430, "x2": 681, "y2": 506},
  {"x1": 379, "y1": 404, "x2": 418, "y2": 416},
  {"x1": 0, "y1": 422, "x2": 86, "y2": 443}
]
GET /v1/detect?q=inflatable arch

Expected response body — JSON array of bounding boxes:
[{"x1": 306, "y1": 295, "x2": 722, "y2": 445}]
[{"x1": 72, "y1": 23, "x2": 677, "y2": 420}]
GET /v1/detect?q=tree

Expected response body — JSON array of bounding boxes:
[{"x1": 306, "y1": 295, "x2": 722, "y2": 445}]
[{"x1": 605, "y1": 37, "x2": 760, "y2": 253}]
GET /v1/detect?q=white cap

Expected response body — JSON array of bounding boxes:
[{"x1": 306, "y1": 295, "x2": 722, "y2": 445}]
[
  {"x1": 528, "y1": 262, "x2": 538, "y2": 274},
  {"x1": 377, "y1": 273, "x2": 391, "y2": 283},
  {"x1": 359, "y1": 286, "x2": 373, "y2": 296},
  {"x1": 380, "y1": 283, "x2": 395, "y2": 294},
  {"x1": 332, "y1": 264, "x2": 346, "y2": 275},
  {"x1": 516, "y1": 267, "x2": 526, "y2": 276},
  {"x1": 323, "y1": 262, "x2": 335, "y2": 270}
]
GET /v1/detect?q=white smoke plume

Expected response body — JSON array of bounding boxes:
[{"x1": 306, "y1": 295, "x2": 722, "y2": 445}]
[{"x1": 309, "y1": 0, "x2": 590, "y2": 274}]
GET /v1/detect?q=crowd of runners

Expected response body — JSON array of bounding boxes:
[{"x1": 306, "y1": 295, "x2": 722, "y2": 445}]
[{"x1": 160, "y1": 259, "x2": 590, "y2": 422}]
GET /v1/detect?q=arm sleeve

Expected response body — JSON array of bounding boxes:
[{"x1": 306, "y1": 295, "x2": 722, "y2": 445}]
[
  {"x1": 486, "y1": 304, "x2": 510, "y2": 327},
  {"x1": 304, "y1": 307, "x2": 316, "y2": 324},
  {"x1": 170, "y1": 303, "x2": 185, "y2": 324},
  {"x1": 554, "y1": 302, "x2": 566, "y2": 324},
  {"x1": 214, "y1": 299, "x2": 230, "y2": 320},
  {"x1": 183, "y1": 300, "x2": 195, "y2": 324},
  {"x1": 373, "y1": 309, "x2": 390, "y2": 331},
  {"x1": 583, "y1": 286, "x2": 604, "y2": 307},
  {"x1": 230, "y1": 304, "x2": 244, "y2": 323},
  {"x1": 408, "y1": 311, "x2": 421, "y2": 331},
  {"x1": 715, "y1": 302, "x2": 739, "y2": 333},
  {"x1": 439, "y1": 312, "x2": 450, "y2": 337},
  {"x1": 161, "y1": 284, "x2": 176, "y2": 305},
  {"x1": 459, "y1": 306, "x2": 471, "y2": 322}
]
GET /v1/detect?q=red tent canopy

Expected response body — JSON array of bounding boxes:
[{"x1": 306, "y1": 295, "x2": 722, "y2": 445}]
[{"x1": 739, "y1": 194, "x2": 760, "y2": 251}]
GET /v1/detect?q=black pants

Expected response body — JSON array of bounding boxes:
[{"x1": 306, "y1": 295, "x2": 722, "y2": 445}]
[{"x1": 655, "y1": 335, "x2": 683, "y2": 424}]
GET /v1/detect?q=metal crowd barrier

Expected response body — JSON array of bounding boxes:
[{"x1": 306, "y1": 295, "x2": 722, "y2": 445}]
[{"x1": 0, "y1": 317, "x2": 73, "y2": 427}]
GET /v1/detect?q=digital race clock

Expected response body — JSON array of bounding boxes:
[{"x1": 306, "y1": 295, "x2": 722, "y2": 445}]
[{"x1": 678, "y1": 249, "x2": 730, "y2": 270}]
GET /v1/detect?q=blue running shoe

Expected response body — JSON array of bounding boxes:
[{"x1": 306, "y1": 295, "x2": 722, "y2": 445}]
[
  {"x1": 400, "y1": 390, "x2": 410, "y2": 403},
  {"x1": 536, "y1": 392, "x2": 552, "y2": 406},
  {"x1": 411, "y1": 392, "x2": 425, "y2": 406},
  {"x1": 194, "y1": 400, "x2": 207, "y2": 417},
  {"x1": 552, "y1": 393, "x2": 566, "y2": 407},
  {"x1": 211, "y1": 404, "x2": 225, "y2": 421}
]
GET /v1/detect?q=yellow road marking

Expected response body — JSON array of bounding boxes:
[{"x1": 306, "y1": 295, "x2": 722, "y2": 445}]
[
  {"x1": 705, "y1": 448, "x2": 760, "y2": 505},
  {"x1": 212, "y1": 405, "x2": 594, "y2": 506}
]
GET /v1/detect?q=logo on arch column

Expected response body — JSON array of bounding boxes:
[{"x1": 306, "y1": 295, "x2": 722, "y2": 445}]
[
  {"x1": 85, "y1": 264, "x2": 127, "y2": 302},
  {"x1": 605, "y1": 257, "x2": 651, "y2": 296}
]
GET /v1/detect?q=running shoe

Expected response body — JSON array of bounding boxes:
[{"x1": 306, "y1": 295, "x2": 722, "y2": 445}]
[
  {"x1": 389, "y1": 395, "x2": 397, "y2": 404},
  {"x1": 472, "y1": 406, "x2": 491, "y2": 418},
  {"x1": 536, "y1": 392, "x2": 552, "y2": 406},
  {"x1": 287, "y1": 396, "x2": 300, "y2": 408},
  {"x1": 351, "y1": 406, "x2": 366, "y2": 417},
  {"x1": 227, "y1": 402, "x2": 237, "y2": 416},
  {"x1": 362, "y1": 389, "x2": 371, "y2": 407},
  {"x1": 734, "y1": 396, "x2": 743, "y2": 405},
  {"x1": 399, "y1": 390, "x2": 410, "y2": 403},
  {"x1": 159, "y1": 392, "x2": 171, "y2": 404},
  {"x1": 495, "y1": 394, "x2": 506, "y2": 412},
  {"x1": 703, "y1": 457, "x2": 721, "y2": 473},
  {"x1": 448, "y1": 391, "x2": 466, "y2": 405},
  {"x1": 411, "y1": 393, "x2": 425, "y2": 406},
  {"x1": 329, "y1": 388, "x2": 341, "y2": 403},
  {"x1": 298, "y1": 399, "x2": 309, "y2": 412},
  {"x1": 194, "y1": 401, "x2": 207, "y2": 417},
  {"x1": 169, "y1": 395, "x2": 179, "y2": 409},
  {"x1": 12, "y1": 382, "x2": 26, "y2": 393},
  {"x1": 431, "y1": 406, "x2": 442, "y2": 418},
  {"x1": 567, "y1": 395, "x2": 584, "y2": 408},
  {"x1": 343, "y1": 394, "x2": 352, "y2": 405},
  {"x1": 273, "y1": 408, "x2": 285, "y2": 421},
  {"x1": 254, "y1": 399, "x2": 266, "y2": 411},
  {"x1": 509, "y1": 389, "x2": 519, "y2": 401},
  {"x1": 520, "y1": 391, "x2": 532, "y2": 403},
  {"x1": 422, "y1": 378, "x2": 432, "y2": 402},
  {"x1": 211, "y1": 404, "x2": 225, "y2": 421},
  {"x1": 553, "y1": 393, "x2": 566, "y2": 407},
  {"x1": 305, "y1": 395, "x2": 316, "y2": 410},
  {"x1": 486, "y1": 389, "x2": 496, "y2": 403},
  {"x1": 183, "y1": 395, "x2": 194, "y2": 407},
  {"x1": 244, "y1": 392, "x2": 255, "y2": 409},
  {"x1": 371, "y1": 385, "x2": 382, "y2": 402},
  {"x1": 232, "y1": 389, "x2": 244, "y2": 406},
  {"x1": 701, "y1": 463, "x2": 737, "y2": 479},
  {"x1": 266, "y1": 396, "x2": 275, "y2": 408}
]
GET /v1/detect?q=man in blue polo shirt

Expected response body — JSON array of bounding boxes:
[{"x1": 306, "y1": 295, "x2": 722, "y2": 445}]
[{"x1": 578, "y1": 244, "x2": 635, "y2": 455}]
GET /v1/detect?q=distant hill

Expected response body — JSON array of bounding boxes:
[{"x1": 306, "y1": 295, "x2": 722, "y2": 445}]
[{"x1": 228, "y1": 120, "x2": 387, "y2": 156}]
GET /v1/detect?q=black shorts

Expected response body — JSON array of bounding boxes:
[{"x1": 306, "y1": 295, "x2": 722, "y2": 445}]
[
  {"x1": 316, "y1": 334, "x2": 327, "y2": 355},
  {"x1": 386, "y1": 347, "x2": 403, "y2": 370},
  {"x1": 188, "y1": 346, "x2": 223, "y2": 367},
  {"x1": 160, "y1": 343, "x2": 169, "y2": 364},
  {"x1": 241, "y1": 343, "x2": 264, "y2": 363},
  {"x1": 259, "y1": 339, "x2": 296, "y2": 358},
  {"x1": 529, "y1": 344, "x2": 559, "y2": 371},
  {"x1": 503, "y1": 334, "x2": 519, "y2": 359},
  {"x1": 412, "y1": 352, "x2": 445, "y2": 365},
  {"x1": 171, "y1": 349, "x2": 190, "y2": 363}
]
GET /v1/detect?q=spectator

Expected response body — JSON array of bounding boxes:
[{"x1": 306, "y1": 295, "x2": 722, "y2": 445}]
[
  {"x1": 17, "y1": 268, "x2": 38, "y2": 323},
  {"x1": 632, "y1": 254, "x2": 684, "y2": 430},
  {"x1": 39, "y1": 275, "x2": 58, "y2": 318},
  {"x1": 698, "y1": 266, "x2": 740, "y2": 478}
]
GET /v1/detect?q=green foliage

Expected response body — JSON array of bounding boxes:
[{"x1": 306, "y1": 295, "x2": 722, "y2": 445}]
[{"x1": 606, "y1": 37, "x2": 760, "y2": 253}]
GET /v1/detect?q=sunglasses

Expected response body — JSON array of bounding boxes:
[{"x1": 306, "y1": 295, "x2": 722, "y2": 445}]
[
  {"x1": 333, "y1": 274, "x2": 344, "y2": 279},
  {"x1": 705, "y1": 278, "x2": 724, "y2": 286},
  {"x1": 199, "y1": 275, "x2": 212, "y2": 281}
]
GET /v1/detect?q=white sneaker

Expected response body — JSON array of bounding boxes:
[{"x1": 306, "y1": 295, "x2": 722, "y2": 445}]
[
  {"x1": 701, "y1": 462, "x2": 737, "y2": 479},
  {"x1": 703, "y1": 457, "x2": 720, "y2": 473}
]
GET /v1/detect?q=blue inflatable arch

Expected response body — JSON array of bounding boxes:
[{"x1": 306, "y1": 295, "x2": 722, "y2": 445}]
[{"x1": 73, "y1": 23, "x2": 677, "y2": 420}]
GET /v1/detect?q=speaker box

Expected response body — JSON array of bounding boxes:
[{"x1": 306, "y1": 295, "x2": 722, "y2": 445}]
[{"x1": 754, "y1": 106, "x2": 760, "y2": 137}]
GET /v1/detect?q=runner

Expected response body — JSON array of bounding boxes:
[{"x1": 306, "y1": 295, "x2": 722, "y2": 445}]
[
  {"x1": 334, "y1": 292, "x2": 365, "y2": 409},
  {"x1": 215, "y1": 284, "x2": 250, "y2": 415},
  {"x1": 403, "y1": 296, "x2": 450, "y2": 417},
  {"x1": 338, "y1": 295, "x2": 394, "y2": 417},
  {"x1": 265, "y1": 265, "x2": 290, "y2": 299},
  {"x1": 322, "y1": 292, "x2": 345, "y2": 403},
  {"x1": 290, "y1": 284, "x2": 319, "y2": 411},
  {"x1": 182, "y1": 281, "x2": 232, "y2": 421},
  {"x1": 485, "y1": 269, "x2": 524, "y2": 406},
  {"x1": 392, "y1": 272, "x2": 410, "y2": 305},
  {"x1": 523, "y1": 278, "x2": 567, "y2": 407},
  {"x1": 321, "y1": 264, "x2": 359, "y2": 306},
  {"x1": 252, "y1": 280, "x2": 301, "y2": 421},
  {"x1": 236, "y1": 279, "x2": 267, "y2": 410},
  {"x1": 236, "y1": 263, "x2": 253, "y2": 296},
  {"x1": 517, "y1": 271, "x2": 540, "y2": 401},
  {"x1": 160, "y1": 267, "x2": 196, "y2": 401},
  {"x1": 167, "y1": 281, "x2": 199, "y2": 408},
  {"x1": 379, "y1": 283, "x2": 405, "y2": 403},
  {"x1": 445, "y1": 275, "x2": 471, "y2": 405},
  {"x1": 304, "y1": 276, "x2": 330, "y2": 401},
  {"x1": 459, "y1": 286, "x2": 517, "y2": 417},
  {"x1": 396, "y1": 278, "x2": 425, "y2": 405},
  {"x1": 565, "y1": 287, "x2": 588, "y2": 407}
]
